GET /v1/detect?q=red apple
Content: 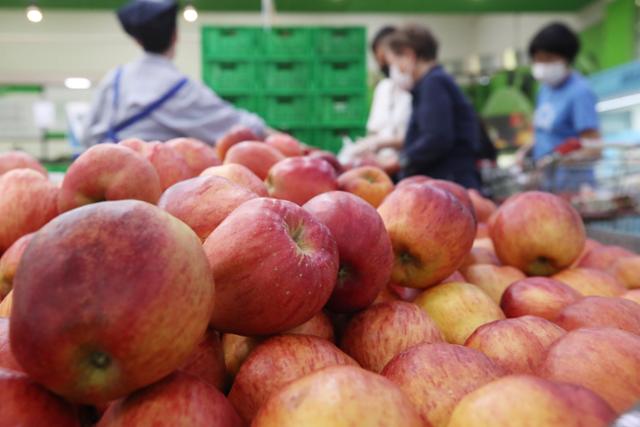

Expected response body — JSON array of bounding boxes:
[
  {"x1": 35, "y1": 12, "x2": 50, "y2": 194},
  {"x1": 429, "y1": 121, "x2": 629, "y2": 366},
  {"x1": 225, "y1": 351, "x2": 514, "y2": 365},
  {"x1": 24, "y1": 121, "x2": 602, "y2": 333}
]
[
  {"x1": 341, "y1": 301, "x2": 443, "y2": 372},
  {"x1": 0, "y1": 150, "x2": 47, "y2": 177},
  {"x1": 267, "y1": 157, "x2": 338, "y2": 205},
  {"x1": 554, "y1": 296, "x2": 640, "y2": 334},
  {"x1": 441, "y1": 270, "x2": 467, "y2": 284},
  {"x1": 10, "y1": 201, "x2": 215, "y2": 404},
  {"x1": 382, "y1": 342, "x2": 504, "y2": 427},
  {"x1": 609, "y1": 256, "x2": 640, "y2": 289},
  {"x1": 253, "y1": 365, "x2": 423, "y2": 427},
  {"x1": 463, "y1": 264, "x2": 526, "y2": 304},
  {"x1": 166, "y1": 137, "x2": 221, "y2": 175},
  {"x1": 500, "y1": 277, "x2": 582, "y2": 320},
  {"x1": 180, "y1": 328, "x2": 226, "y2": 392},
  {"x1": 120, "y1": 139, "x2": 193, "y2": 190},
  {"x1": 0, "y1": 233, "x2": 33, "y2": 301},
  {"x1": 447, "y1": 374, "x2": 615, "y2": 427},
  {"x1": 57, "y1": 144, "x2": 162, "y2": 213},
  {"x1": 308, "y1": 150, "x2": 344, "y2": 174},
  {"x1": 424, "y1": 179, "x2": 476, "y2": 220},
  {"x1": 337, "y1": 166, "x2": 394, "y2": 208},
  {"x1": 578, "y1": 244, "x2": 634, "y2": 270},
  {"x1": 378, "y1": 184, "x2": 475, "y2": 288},
  {"x1": 460, "y1": 247, "x2": 501, "y2": 273},
  {"x1": 0, "y1": 368, "x2": 81, "y2": 426},
  {"x1": 97, "y1": 372, "x2": 242, "y2": 427},
  {"x1": 265, "y1": 133, "x2": 303, "y2": 157},
  {"x1": 200, "y1": 163, "x2": 268, "y2": 196},
  {"x1": 464, "y1": 316, "x2": 566, "y2": 374},
  {"x1": 228, "y1": 335, "x2": 356, "y2": 423},
  {"x1": 389, "y1": 282, "x2": 422, "y2": 301},
  {"x1": 624, "y1": 289, "x2": 640, "y2": 305},
  {"x1": 303, "y1": 191, "x2": 392, "y2": 312},
  {"x1": 216, "y1": 126, "x2": 260, "y2": 161},
  {"x1": 490, "y1": 191, "x2": 586, "y2": 276},
  {"x1": 204, "y1": 198, "x2": 338, "y2": 335},
  {"x1": 0, "y1": 169, "x2": 58, "y2": 253},
  {"x1": 571, "y1": 238, "x2": 602, "y2": 267},
  {"x1": 467, "y1": 189, "x2": 497, "y2": 223},
  {"x1": 286, "y1": 311, "x2": 334, "y2": 341},
  {"x1": 396, "y1": 175, "x2": 431, "y2": 188},
  {"x1": 476, "y1": 222, "x2": 490, "y2": 238},
  {"x1": 158, "y1": 175, "x2": 257, "y2": 241},
  {"x1": 224, "y1": 141, "x2": 284, "y2": 180},
  {"x1": 0, "y1": 318, "x2": 21, "y2": 372},
  {"x1": 538, "y1": 327, "x2": 640, "y2": 412},
  {"x1": 552, "y1": 268, "x2": 626, "y2": 297}
]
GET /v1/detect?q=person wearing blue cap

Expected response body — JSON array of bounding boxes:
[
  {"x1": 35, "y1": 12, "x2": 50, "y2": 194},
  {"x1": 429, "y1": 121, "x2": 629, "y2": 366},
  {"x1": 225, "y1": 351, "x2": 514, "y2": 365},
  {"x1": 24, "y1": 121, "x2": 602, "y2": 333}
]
[{"x1": 81, "y1": 0, "x2": 266, "y2": 146}]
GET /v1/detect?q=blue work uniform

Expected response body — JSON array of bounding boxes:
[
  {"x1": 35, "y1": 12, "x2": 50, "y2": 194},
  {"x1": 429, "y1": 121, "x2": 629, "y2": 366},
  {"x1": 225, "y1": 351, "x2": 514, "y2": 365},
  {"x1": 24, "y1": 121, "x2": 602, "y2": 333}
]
[{"x1": 400, "y1": 65, "x2": 480, "y2": 189}]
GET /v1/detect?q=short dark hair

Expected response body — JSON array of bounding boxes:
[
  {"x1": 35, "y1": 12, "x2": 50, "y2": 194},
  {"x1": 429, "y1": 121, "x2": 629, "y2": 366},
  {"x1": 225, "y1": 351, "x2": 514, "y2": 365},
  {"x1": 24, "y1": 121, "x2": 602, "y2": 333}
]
[
  {"x1": 386, "y1": 25, "x2": 439, "y2": 61},
  {"x1": 137, "y1": 6, "x2": 177, "y2": 54},
  {"x1": 528, "y1": 22, "x2": 580, "y2": 63},
  {"x1": 371, "y1": 26, "x2": 396, "y2": 53}
]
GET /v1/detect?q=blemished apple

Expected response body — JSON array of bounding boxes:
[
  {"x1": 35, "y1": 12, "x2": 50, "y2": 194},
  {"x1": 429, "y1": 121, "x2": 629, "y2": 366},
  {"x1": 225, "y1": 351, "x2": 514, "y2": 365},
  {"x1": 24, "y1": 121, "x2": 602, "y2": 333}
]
[
  {"x1": 340, "y1": 301, "x2": 443, "y2": 372},
  {"x1": 464, "y1": 316, "x2": 566, "y2": 374},
  {"x1": 0, "y1": 233, "x2": 33, "y2": 302},
  {"x1": 337, "y1": 166, "x2": 394, "y2": 208},
  {"x1": 267, "y1": 157, "x2": 338, "y2": 205},
  {"x1": 10, "y1": 201, "x2": 215, "y2": 404},
  {"x1": 253, "y1": 365, "x2": 423, "y2": 427},
  {"x1": 308, "y1": 150, "x2": 344, "y2": 174},
  {"x1": 0, "y1": 368, "x2": 81, "y2": 427},
  {"x1": 204, "y1": 198, "x2": 338, "y2": 335},
  {"x1": 578, "y1": 244, "x2": 634, "y2": 270},
  {"x1": 378, "y1": 184, "x2": 476, "y2": 288},
  {"x1": 57, "y1": 144, "x2": 162, "y2": 213},
  {"x1": 166, "y1": 137, "x2": 221, "y2": 175},
  {"x1": 624, "y1": 289, "x2": 640, "y2": 305},
  {"x1": 120, "y1": 139, "x2": 193, "y2": 190},
  {"x1": 554, "y1": 296, "x2": 640, "y2": 335},
  {"x1": 228, "y1": 335, "x2": 357, "y2": 423},
  {"x1": 500, "y1": 277, "x2": 582, "y2": 320},
  {"x1": 304, "y1": 191, "x2": 393, "y2": 312},
  {"x1": 467, "y1": 189, "x2": 497, "y2": 223},
  {"x1": 216, "y1": 126, "x2": 260, "y2": 161},
  {"x1": 609, "y1": 256, "x2": 640, "y2": 289},
  {"x1": 0, "y1": 169, "x2": 58, "y2": 254},
  {"x1": 538, "y1": 327, "x2": 640, "y2": 413},
  {"x1": 460, "y1": 246, "x2": 500, "y2": 272},
  {"x1": 0, "y1": 290, "x2": 12, "y2": 318},
  {"x1": 97, "y1": 372, "x2": 242, "y2": 427},
  {"x1": 414, "y1": 281, "x2": 505, "y2": 344},
  {"x1": 382, "y1": 342, "x2": 504, "y2": 427},
  {"x1": 0, "y1": 318, "x2": 22, "y2": 372},
  {"x1": 158, "y1": 175, "x2": 257, "y2": 241},
  {"x1": 463, "y1": 264, "x2": 526, "y2": 304},
  {"x1": 552, "y1": 267, "x2": 626, "y2": 297},
  {"x1": 447, "y1": 374, "x2": 616, "y2": 427},
  {"x1": 200, "y1": 163, "x2": 268, "y2": 196},
  {"x1": 490, "y1": 191, "x2": 586, "y2": 276},
  {"x1": 424, "y1": 179, "x2": 477, "y2": 220},
  {"x1": 180, "y1": 328, "x2": 226, "y2": 392},
  {"x1": 0, "y1": 150, "x2": 47, "y2": 177},
  {"x1": 224, "y1": 141, "x2": 284, "y2": 180},
  {"x1": 265, "y1": 133, "x2": 303, "y2": 157}
]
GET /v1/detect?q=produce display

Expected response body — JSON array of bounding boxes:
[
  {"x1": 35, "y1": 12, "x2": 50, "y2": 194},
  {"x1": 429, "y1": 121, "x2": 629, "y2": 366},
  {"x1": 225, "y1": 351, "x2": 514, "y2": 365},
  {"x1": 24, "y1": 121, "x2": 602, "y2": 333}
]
[{"x1": 0, "y1": 131, "x2": 638, "y2": 426}]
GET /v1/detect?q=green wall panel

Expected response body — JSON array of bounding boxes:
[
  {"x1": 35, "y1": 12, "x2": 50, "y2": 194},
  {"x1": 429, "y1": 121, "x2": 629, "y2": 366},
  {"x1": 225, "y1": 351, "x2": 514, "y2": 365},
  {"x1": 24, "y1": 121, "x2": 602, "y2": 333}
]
[{"x1": 602, "y1": 0, "x2": 636, "y2": 69}]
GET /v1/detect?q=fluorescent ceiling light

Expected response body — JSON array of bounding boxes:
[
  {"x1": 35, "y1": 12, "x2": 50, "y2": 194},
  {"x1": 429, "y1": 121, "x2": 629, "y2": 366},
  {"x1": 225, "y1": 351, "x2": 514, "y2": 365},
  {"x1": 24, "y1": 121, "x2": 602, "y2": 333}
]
[
  {"x1": 183, "y1": 4, "x2": 198, "y2": 22},
  {"x1": 26, "y1": 4, "x2": 43, "y2": 23},
  {"x1": 596, "y1": 93, "x2": 640, "y2": 112},
  {"x1": 64, "y1": 77, "x2": 92, "y2": 90}
]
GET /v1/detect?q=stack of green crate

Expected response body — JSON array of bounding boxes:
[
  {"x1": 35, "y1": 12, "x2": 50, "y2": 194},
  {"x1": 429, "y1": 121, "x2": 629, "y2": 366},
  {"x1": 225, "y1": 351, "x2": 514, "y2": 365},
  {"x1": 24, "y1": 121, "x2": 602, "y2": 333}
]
[{"x1": 201, "y1": 26, "x2": 367, "y2": 153}]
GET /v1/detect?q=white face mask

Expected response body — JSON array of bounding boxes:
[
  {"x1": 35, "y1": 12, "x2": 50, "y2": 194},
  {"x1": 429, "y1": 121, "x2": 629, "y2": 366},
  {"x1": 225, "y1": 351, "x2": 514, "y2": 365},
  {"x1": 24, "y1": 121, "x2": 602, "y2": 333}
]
[
  {"x1": 390, "y1": 64, "x2": 414, "y2": 91},
  {"x1": 532, "y1": 62, "x2": 569, "y2": 87}
]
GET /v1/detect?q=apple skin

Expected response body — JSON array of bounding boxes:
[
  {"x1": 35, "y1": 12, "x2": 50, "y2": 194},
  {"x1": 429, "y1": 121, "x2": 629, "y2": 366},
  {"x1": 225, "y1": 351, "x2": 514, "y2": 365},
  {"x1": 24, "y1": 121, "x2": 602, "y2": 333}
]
[
  {"x1": 624, "y1": 289, "x2": 640, "y2": 305},
  {"x1": 0, "y1": 290, "x2": 12, "y2": 318},
  {"x1": 0, "y1": 368, "x2": 81, "y2": 427},
  {"x1": 265, "y1": 133, "x2": 303, "y2": 157},
  {"x1": 414, "y1": 281, "x2": 505, "y2": 344},
  {"x1": 461, "y1": 246, "x2": 500, "y2": 273},
  {"x1": 464, "y1": 316, "x2": 566, "y2": 374},
  {"x1": 120, "y1": 139, "x2": 193, "y2": 190},
  {"x1": 382, "y1": 342, "x2": 504, "y2": 427},
  {"x1": 304, "y1": 191, "x2": 393, "y2": 312},
  {"x1": 0, "y1": 169, "x2": 58, "y2": 254},
  {"x1": 10, "y1": 201, "x2": 215, "y2": 405},
  {"x1": 228, "y1": 335, "x2": 357, "y2": 423},
  {"x1": 538, "y1": 327, "x2": 640, "y2": 413},
  {"x1": 253, "y1": 365, "x2": 423, "y2": 427},
  {"x1": 447, "y1": 374, "x2": 616, "y2": 427},
  {"x1": 204, "y1": 198, "x2": 339, "y2": 335},
  {"x1": 467, "y1": 189, "x2": 497, "y2": 223},
  {"x1": 0, "y1": 150, "x2": 47, "y2": 177},
  {"x1": 609, "y1": 256, "x2": 640, "y2": 289},
  {"x1": 0, "y1": 233, "x2": 34, "y2": 302},
  {"x1": 489, "y1": 191, "x2": 586, "y2": 276},
  {"x1": 308, "y1": 150, "x2": 344, "y2": 174},
  {"x1": 267, "y1": 157, "x2": 338, "y2": 206},
  {"x1": 337, "y1": 166, "x2": 394, "y2": 208},
  {"x1": 180, "y1": 328, "x2": 226, "y2": 392},
  {"x1": 224, "y1": 141, "x2": 284, "y2": 180},
  {"x1": 97, "y1": 372, "x2": 242, "y2": 427},
  {"x1": 571, "y1": 238, "x2": 602, "y2": 267},
  {"x1": 166, "y1": 137, "x2": 221, "y2": 175},
  {"x1": 395, "y1": 175, "x2": 431, "y2": 188},
  {"x1": 0, "y1": 318, "x2": 22, "y2": 372},
  {"x1": 500, "y1": 277, "x2": 582, "y2": 320},
  {"x1": 340, "y1": 301, "x2": 443, "y2": 372},
  {"x1": 552, "y1": 268, "x2": 626, "y2": 297},
  {"x1": 200, "y1": 163, "x2": 268, "y2": 196},
  {"x1": 158, "y1": 175, "x2": 257, "y2": 241},
  {"x1": 216, "y1": 126, "x2": 260, "y2": 161},
  {"x1": 464, "y1": 264, "x2": 526, "y2": 304},
  {"x1": 577, "y1": 244, "x2": 634, "y2": 270},
  {"x1": 424, "y1": 179, "x2": 477, "y2": 220},
  {"x1": 554, "y1": 296, "x2": 640, "y2": 335},
  {"x1": 378, "y1": 184, "x2": 476, "y2": 288},
  {"x1": 57, "y1": 144, "x2": 162, "y2": 213}
]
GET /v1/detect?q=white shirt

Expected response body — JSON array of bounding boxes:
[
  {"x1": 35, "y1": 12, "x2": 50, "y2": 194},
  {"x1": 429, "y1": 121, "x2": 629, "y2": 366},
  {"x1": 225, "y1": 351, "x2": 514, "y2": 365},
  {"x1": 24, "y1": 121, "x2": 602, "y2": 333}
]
[
  {"x1": 366, "y1": 78, "x2": 412, "y2": 140},
  {"x1": 81, "y1": 53, "x2": 266, "y2": 147}
]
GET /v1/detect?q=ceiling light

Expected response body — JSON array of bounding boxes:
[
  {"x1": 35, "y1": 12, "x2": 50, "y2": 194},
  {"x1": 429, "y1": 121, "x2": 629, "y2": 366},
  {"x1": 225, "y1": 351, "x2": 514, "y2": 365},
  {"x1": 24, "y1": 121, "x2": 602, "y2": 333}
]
[
  {"x1": 183, "y1": 4, "x2": 198, "y2": 22},
  {"x1": 26, "y1": 4, "x2": 43, "y2": 23},
  {"x1": 64, "y1": 77, "x2": 92, "y2": 90}
]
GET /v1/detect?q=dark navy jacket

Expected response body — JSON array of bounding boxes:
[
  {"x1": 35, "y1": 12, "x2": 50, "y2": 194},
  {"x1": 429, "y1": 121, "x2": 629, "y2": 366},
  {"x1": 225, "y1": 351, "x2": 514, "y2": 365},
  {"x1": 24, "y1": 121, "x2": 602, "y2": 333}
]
[{"x1": 400, "y1": 65, "x2": 480, "y2": 189}]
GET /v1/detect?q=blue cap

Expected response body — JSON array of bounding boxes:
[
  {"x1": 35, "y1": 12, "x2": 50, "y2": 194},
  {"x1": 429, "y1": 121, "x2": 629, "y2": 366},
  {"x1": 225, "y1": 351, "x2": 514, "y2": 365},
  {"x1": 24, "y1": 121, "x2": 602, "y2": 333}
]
[{"x1": 117, "y1": 0, "x2": 178, "y2": 39}]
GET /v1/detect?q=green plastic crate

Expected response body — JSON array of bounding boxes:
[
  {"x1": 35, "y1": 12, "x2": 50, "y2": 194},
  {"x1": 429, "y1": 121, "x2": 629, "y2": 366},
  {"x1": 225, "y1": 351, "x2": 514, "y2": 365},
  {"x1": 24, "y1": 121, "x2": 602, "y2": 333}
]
[
  {"x1": 263, "y1": 95, "x2": 314, "y2": 127},
  {"x1": 317, "y1": 93, "x2": 367, "y2": 125},
  {"x1": 264, "y1": 28, "x2": 314, "y2": 58},
  {"x1": 221, "y1": 94, "x2": 261, "y2": 114},
  {"x1": 265, "y1": 60, "x2": 313, "y2": 92},
  {"x1": 317, "y1": 28, "x2": 365, "y2": 56},
  {"x1": 203, "y1": 60, "x2": 257, "y2": 93},
  {"x1": 279, "y1": 128, "x2": 315, "y2": 146},
  {"x1": 315, "y1": 127, "x2": 365, "y2": 153},
  {"x1": 317, "y1": 59, "x2": 365, "y2": 90},
  {"x1": 202, "y1": 27, "x2": 259, "y2": 59}
]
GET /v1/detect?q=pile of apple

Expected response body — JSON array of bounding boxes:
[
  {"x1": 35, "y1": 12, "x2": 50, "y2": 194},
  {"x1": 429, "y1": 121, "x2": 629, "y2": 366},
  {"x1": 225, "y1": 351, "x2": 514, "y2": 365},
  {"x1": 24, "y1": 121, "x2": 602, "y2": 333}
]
[{"x1": 0, "y1": 127, "x2": 639, "y2": 427}]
